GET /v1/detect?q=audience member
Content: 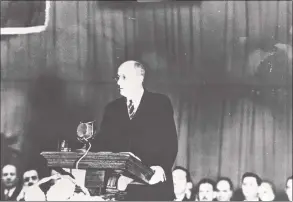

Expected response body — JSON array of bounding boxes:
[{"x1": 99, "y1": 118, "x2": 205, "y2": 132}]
[
  {"x1": 172, "y1": 166, "x2": 193, "y2": 201},
  {"x1": 17, "y1": 168, "x2": 40, "y2": 201},
  {"x1": 285, "y1": 176, "x2": 292, "y2": 201},
  {"x1": 241, "y1": 172, "x2": 262, "y2": 201},
  {"x1": 1, "y1": 164, "x2": 22, "y2": 201},
  {"x1": 24, "y1": 168, "x2": 100, "y2": 201},
  {"x1": 216, "y1": 177, "x2": 234, "y2": 201},
  {"x1": 196, "y1": 178, "x2": 216, "y2": 201},
  {"x1": 258, "y1": 180, "x2": 275, "y2": 201}
]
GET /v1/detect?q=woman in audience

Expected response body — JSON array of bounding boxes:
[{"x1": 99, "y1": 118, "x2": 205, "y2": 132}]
[{"x1": 258, "y1": 180, "x2": 275, "y2": 201}]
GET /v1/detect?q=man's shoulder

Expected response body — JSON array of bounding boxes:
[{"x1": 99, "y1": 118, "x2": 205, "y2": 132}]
[
  {"x1": 145, "y1": 91, "x2": 171, "y2": 103},
  {"x1": 105, "y1": 96, "x2": 125, "y2": 109}
]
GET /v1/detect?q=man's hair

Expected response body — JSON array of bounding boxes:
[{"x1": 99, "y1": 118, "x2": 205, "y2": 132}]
[
  {"x1": 196, "y1": 178, "x2": 216, "y2": 192},
  {"x1": 133, "y1": 61, "x2": 146, "y2": 81},
  {"x1": 286, "y1": 175, "x2": 292, "y2": 185},
  {"x1": 241, "y1": 172, "x2": 262, "y2": 186},
  {"x1": 173, "y1": 166, "x2": 191, "y2": 182},
  {"x1": 217, "y1": 177, "x2": 234, "y2": 191},
  {"x1": 2, "y1": 164, "x2": 17, "y2": 174},
  {"x1": 23, "y1": 168, "x2": 39, "y2": 175}
]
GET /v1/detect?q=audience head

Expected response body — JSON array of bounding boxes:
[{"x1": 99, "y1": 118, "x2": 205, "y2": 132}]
[
  {"x1": 115, "y1": 60, "x2": 146, "y2": 98},
  {"x1": 241, "y1": 172, "x2": 262, "y2": 200},
  {"x1": 286, "y1": 176, "x2": 292, "y2": 201},
  {"x1": 196, "y1": 178, "x2": 216, "y2": 201},
  {"x1": 216, "y1": 177, "x2": 234, "y2": 201},
  {"x1": 172, "y1": 166, "x2": 193, "y2": 200},
  {"x1": 1, "y1": 164, "x2": 18, "y2": 189},
  {"x1": 23, "y1": 169, "x2": 39, "y2": 187},
  {"x1": 258, "y1": 180, "x2": 275, "y2": 201}
]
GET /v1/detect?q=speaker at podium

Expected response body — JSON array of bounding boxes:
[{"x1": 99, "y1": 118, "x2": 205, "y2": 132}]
[{"x1": 0, "y1": 1, "x2": 50, "y2": 35}]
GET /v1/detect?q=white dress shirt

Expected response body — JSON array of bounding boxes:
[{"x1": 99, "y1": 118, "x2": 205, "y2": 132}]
[{"x1": 126, "y1": 88, "x2": 144, "y2": 116}]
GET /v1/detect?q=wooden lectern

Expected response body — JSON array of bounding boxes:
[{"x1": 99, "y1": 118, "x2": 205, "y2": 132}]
[{"x1": 40, "y1": 151, "x2": 154, "y2": 200}]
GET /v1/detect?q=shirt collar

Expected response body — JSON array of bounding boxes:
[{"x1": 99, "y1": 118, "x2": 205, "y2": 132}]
[{"x1": 127, "y1": 88, "x2": 144, "y2": 108}]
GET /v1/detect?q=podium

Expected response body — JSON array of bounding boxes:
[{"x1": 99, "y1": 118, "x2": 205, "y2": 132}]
[{"x1": 40, "y1": 151, "x2": 154, "y2": 200}]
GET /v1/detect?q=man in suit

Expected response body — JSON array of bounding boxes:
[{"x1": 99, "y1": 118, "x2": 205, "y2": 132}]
[
  {"x1": 196, "y1": 178, "x2": 217, "y2": 201},
  {"x1": 93, "y1": 60, "x2": 178, "y2": 200},
  {"x1": 16, "y1": 168, "x2": 40, "y2": 201},
  {"x1": 1, "y1": 164, "x2": 22, "y2": 201},
  {"x1": 172, "y1": 166, "x2": 193, "y2": 201},
  {"x1": 216, "y1": 177, "x2": 234, "y2": 201}
]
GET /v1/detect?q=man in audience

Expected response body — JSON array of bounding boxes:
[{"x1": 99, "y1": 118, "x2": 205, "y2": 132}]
[
  {"x1": 24, "y1": 168, "x2": 101, "y2": 201},
  {"x1": 172, "y1": 166, "x2": 193, "y2": 201},
  {"x1": 258, "y1": 180, "x2": 275, "y2": 201},
  {"x1": 285, "y1": 176, "x2": 292, "y2": 201},
  {"x1": 0, "y1": 164, "x2": 21, "y2": 201},
  {"x1": 196, "y1": 178, "x2": 216, "y2": 201},
  {"x1": 16, "y1": 168, "x2": 40, "y2": 201},
  {"x1": 23, "y1": 168, "x2": 40, "y2": 187},
  {"x1": 216, "y1": 177, "x2": 234, "y2": 201},
  {"x1": 241, "y1": 172, "x2": 262, "y2": 201}
]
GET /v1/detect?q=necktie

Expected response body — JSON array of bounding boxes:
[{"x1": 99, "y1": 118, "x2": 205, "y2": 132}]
[
  {"x1": 128, "y1": 100, "x2": 135, "y2": 119},
  {"x1": 5, "y1": 189, "x2": 10, "y2": 200}
]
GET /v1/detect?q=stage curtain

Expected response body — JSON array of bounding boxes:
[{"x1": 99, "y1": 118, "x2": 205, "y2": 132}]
[{"x1": 1, "y1": 1, "x2": 292, "y2": 191}]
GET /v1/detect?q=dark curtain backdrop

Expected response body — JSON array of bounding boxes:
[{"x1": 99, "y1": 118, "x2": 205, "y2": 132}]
[{"x1": 1, "y1": 1, "x2": 292, "y2": 191}]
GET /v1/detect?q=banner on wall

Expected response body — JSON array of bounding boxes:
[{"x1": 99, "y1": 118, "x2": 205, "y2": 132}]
[{"x1": 0, "y1": 1, "x2": 50, "y2": 35}]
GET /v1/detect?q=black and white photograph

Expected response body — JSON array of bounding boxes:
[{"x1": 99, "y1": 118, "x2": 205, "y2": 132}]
[{"x1": 0, "y1": 0, "x2": 292, "y2": 201}]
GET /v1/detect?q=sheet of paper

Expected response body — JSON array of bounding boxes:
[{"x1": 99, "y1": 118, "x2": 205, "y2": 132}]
[{"x1": 71, "y1": 169, "x2": 86, "y2": 186}]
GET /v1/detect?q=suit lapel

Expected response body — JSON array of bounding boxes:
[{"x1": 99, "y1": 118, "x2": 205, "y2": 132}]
[{"x1": 129, "y1": 90, "x2": 148, "y2": 120}]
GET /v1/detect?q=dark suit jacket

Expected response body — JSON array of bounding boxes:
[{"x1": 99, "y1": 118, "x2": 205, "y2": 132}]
[
  {"x1": 92, "y1": 90, "x2": 178, "y2": 200},
  {"x1": 0, "y1": 185, "x2": 22, "y2": 201}
]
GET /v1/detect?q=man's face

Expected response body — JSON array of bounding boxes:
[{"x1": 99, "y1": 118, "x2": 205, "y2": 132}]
[
  {"x1": 216, "y1": 180, "x2": 232, "y2": 201},
  {"x1": 173, "y1": 169, "x2": 188, "y2": 195},
  {"x1": 116, "y1": 63, "x2": 143, "y2": 98},
  {"x1": 258, "y1": 182, "x2": 275, "y2": 201},
  {"x1": 286, "y1": 179, "x2": 292, "y2": 201},
  {"x1": 242, "y1": 177, "x2": 259, "y2": 199},
  {"x1": 23, "y1": 170, "x2": 39, "y2": 187},
  {"x1": 198, "y1": 183, "x2": 215, "y2": 201},
  {"x1": 1, "y1": 165, "x2": 18, "y2": 189}
]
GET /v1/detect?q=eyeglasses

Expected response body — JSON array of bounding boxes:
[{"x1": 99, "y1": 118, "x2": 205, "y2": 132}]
[
  {"x1": 113, "y1": 75, "x2": 126, "y2": 82},
  {"x1": 24, "y1": 176, "x2": 38, "y2": 182}
]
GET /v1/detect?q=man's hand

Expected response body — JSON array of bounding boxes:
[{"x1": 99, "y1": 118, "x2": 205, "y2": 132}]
[
  {"x1": 117, "y1": 175, "x2": 134, "y2": 191},
  {"x1": 149, "y1": 166, "x2": 166, "y2": 185}
]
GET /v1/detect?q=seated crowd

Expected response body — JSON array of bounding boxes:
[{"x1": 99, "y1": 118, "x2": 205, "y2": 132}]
[
  {"x1": 1, "y1": 163, "x2": 292, "y2": 201},
  {"x1": 172, "y1": 166, "x2": 292, "y2": 201}
]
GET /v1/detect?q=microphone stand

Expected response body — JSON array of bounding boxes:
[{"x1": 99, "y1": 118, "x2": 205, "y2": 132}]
[{"x1": 76, "y1": 138, "x2": 88, "y2": 153}]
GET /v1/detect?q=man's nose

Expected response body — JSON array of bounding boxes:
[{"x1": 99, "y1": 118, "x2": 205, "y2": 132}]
[{"x1": 117, "y1": 79, "x2": 121, "y2": 85}]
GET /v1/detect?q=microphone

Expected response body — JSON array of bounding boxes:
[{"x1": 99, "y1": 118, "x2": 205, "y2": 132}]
[
  {"x1": 76, "y1": 121, "x2": 95, "y2": 144},
  {"x1": 75, "y1": 121, "x2": 96, "y2": 169}
]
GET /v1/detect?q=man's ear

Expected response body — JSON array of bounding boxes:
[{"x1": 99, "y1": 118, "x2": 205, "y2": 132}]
[{"x1": 186, "y1": 182, "x2": 193, "y2": 190}]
